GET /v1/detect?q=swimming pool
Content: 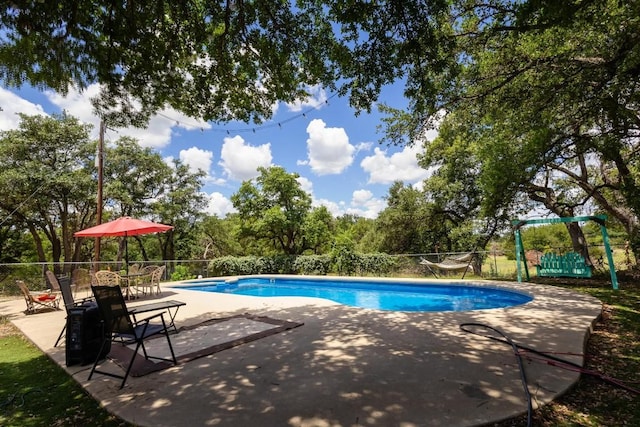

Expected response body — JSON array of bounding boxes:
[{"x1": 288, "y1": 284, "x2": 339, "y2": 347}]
[{"x1": 181, "y1": 277, "x2": 533, "y2": 312}]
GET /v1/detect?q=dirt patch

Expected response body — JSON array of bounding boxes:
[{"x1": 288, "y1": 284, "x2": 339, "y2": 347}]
[{"x1": 0, "y1": 316, "x2": 19, "y2": 338}]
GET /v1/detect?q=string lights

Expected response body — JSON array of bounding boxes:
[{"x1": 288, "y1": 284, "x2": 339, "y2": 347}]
[{"x1": 156, "y1": 92, "x2": 337, "y2": 135}]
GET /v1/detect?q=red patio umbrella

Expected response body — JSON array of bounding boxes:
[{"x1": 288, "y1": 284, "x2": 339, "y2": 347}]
[
  {"x1": 74, "y1": 216, "x2": 173, "y2": 238},
  {"x1": 74, "y1": 216, "x2": 173, "y2": 274}
]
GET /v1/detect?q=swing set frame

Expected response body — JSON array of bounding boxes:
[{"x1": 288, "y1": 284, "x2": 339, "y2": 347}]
[{"x1": 512, "y1": 215, "x2": 619, "y2": 290}]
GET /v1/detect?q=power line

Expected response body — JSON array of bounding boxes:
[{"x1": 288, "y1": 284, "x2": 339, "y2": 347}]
[{"x1": 0, "y1": 182, "x2": 48, "y2": 227}]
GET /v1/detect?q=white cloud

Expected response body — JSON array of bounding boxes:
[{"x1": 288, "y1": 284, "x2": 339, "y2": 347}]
[
  {"x1": 0, "y1": 88, "x2": 47, "y2": 131},
  {"x1": 313, "y1": 198, "x2": 343, "y2": 217},
  {"x1": 296, "y1": 176, "x2": 314, "y2": 195},
  {"x1": 345, "y1": 206, "x2": 384, "y2": 219},
  {"x1": 355, "y1": 141, "x2": 373, "y2": 154},
  {"x1": 412, "y1": 180, "x2": 425, "y2": 192},
  {"x1": 44, "y1": 85, "x2": 102, "y2": 133},
  {"x1": 179, "y1": 147, "x2": 213, "y2": 175},
  {"x1": 413, "y1": 111, "x2": 444, "y2": 145},
  {"x1": 219, "y1": 135, "x2": 273, "y2": 181},
  {"x1": 360, "y1": 145, "x2": 430, "y2": 184},
  {"x1": 299, "y1": 176, "x2": 385, "y2": 219},
  {"x1": 349, "y1": 189, "x2": 386, "y2": 219},
  {"x1": 45, "y1": 83, "x2": 211, "y2": 149},
  {"x1": 352, "y1": 189, "x2": 374, "y2": 205},
  {"x1": 304, "y1": 118, "x2": 355, "y2": 175},
  {"x1": 285, "y1": 85, "x2": 328, "y2": 112},
  {"x1": 311, "y1": 189, "x2": 387, "y2": 219},
  {"x1": 107, "y1": 114, "x2": 173, "y2": 149},
  {"x1": 205, "y1": 192, "x2": 237, "y2": 217}
]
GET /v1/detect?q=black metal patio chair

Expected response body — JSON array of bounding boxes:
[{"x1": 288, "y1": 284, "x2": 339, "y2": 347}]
[
  {"x1": 50, "y1": 270, "x2": 94, "y2": 347},
  {"x1": 88, "y1": 285, "x2": 177, "y2": 389}
]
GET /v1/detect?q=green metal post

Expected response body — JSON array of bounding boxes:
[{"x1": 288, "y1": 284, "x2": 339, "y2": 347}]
[
  {"x1": 515, "y1": 228, "x2": 523, "y2": 282},
  {"x1": 599, "y1": 223, "x2": 619, "y2": 290},
  {"x1": 520, "y1": 230, "x2": 530, "y2": 281},
  {"x1": 512, "y1": 215, "x2": 617, "y2": 288}
]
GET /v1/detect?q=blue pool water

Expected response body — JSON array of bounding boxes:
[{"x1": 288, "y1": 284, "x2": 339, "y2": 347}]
[{"x1": 181, "y1": 277, "x2": 533, "y2": 312}]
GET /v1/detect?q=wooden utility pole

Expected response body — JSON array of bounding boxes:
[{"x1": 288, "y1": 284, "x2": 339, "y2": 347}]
[{"x1": 95, "y1": 120, "x2": 105, "y2": 265}]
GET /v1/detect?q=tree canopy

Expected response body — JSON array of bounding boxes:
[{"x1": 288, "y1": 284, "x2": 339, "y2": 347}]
[
  {"x1": 0, "y1": 113, "x2": 96, "y2": 265},
  {"x1": 381, "y1": 0, "x2": 640, "y2": 260},
  {"x1": 0, "y1": 114, "x2": 206, "y2": 269},
  {"x1": 2, "y1": 1, "x2": 640, "y2": 264},
  {"x1": 0, "y1": 0, "x2": 449, "y2": 125},
  {"x1": 231, "y1": 166, "x2": 334, "y2": 255}
]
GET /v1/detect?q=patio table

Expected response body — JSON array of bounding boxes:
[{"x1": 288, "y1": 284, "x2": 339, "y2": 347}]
[
  {"x1": 119, "y1": 272, "x2": 149, "y2": 300},
  {"x1": 128, "y1": 300, "x2": 186, "y2": 332}
]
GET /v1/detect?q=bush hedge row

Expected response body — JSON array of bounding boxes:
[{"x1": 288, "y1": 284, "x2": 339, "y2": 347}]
[{"x1": 209, "y1": 253, "x2": 397, "y2": 277}]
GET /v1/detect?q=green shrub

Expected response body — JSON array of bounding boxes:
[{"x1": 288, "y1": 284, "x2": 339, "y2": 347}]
[
  {"x1": 209, "y1": 256, "x2": 243, "y2": 276},
  {"x1": 209, "y1": 256, "x2": 281, "y2": 276},
  {"x1": 209, "y1": 253, "x2": 395, "y2": 277},
  {"x1": 331, "y1": 247, "x2": 359, "y2": 275},
  {"x1": 358, "y1": 253, "x2": 396, "y2": 276},
  {"x1": 262, "y1": 255, "x2": 296, "y2": 274},
  {"x1": 0, "y1": 264, "x2": 47, "y2": 295},
  {"x1": 293, "y1": 255, "x2": 331, "y2": 275},
  {"x1": 170, "y1": 265, "x2": 196, "y2": 281}
]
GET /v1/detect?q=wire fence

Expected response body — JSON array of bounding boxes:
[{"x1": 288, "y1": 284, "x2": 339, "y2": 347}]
[
  {"x1": 0, "y1": 245, "x2": 634, "y2": 297},
  {"x1": 396, "y1": 244, "x2": 632, "y2": 279},
  {"x1": 0, "y1": 260, "x2": 211, "y2": 296}
]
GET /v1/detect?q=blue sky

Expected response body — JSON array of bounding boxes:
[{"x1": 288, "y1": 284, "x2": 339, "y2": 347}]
[{"x1": 0, "y1": 83, "x2": 437, "y2": 219}]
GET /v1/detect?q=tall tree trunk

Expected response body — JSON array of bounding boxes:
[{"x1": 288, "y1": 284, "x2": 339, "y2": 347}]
[
  {"x1": 526, "y1": 182, "x2": 591, "y2": 263},
  {"x1": 60, "y1": 200, "x2": 73, "y2": 274},
  {"x1": 26, "y1": 223, "x2": 47, "y2": 263},
  {"x1": 565, "y1": 222, "x2": 591, "y2": 266}
]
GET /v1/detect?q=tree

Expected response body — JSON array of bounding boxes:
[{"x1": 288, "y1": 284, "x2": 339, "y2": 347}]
[
  {"x1": 376, "y1": 180, "x2": 489, "y2": 258},
  {"x1": 152, "y1": 158, "x2": 207, "y2": 261},
  {"x1": 97, "y1": 137, "x2": 173, "y2": 263},
  {"x1": 330, "y1": 233, "x2": 358, "y2": 276},
  {"x1": 375, "y1": 182, "x2": 430, "y2": 254},
  {"x1": 0, "y1": 1, "x2": 451, "y2": 125},
  {"x1": 6, "y1": 1, "x2": 639, "y2": 261},
  {"x1": 103, "y1": 137, "x2": 171, "y2": 217},
  {"x1": 0, "y1": 2, "x2": 321, "y2": 125},
  {"x1": 335, "y1": 214, "x2": 380, "y2": 253},
  {"x1": 381, "y1": 1, "x2": 640, "y2": 264},
  {"x1": 198, "y1": 214, "x2": 243, "y2": 259},
  {"x1": 0, "y1": 226, "x2": 33, "y2": 264},
  {"x1": 98, "y1": 139, "x2": 206, "y2": 263},
  {"x1": 0, "y1": 113, "x2": 96, "y2": 271},
  {"x1": 231, "y1": 166, "x2": 318, "y2": 255},
  {"x1": 301, "y1": 206, "x2": 334, "y2": 255}
]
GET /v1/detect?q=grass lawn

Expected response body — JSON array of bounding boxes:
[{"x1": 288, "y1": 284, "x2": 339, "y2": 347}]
[
  {"x1": 495, "y1": 272, "x2": 640, "y2": 426},
  {"x1": 0, "y1": 317, "x2": 131, "y2": 427},
  {"x1": 1, "y1": 272, "x2": 639, "y2": 427}
]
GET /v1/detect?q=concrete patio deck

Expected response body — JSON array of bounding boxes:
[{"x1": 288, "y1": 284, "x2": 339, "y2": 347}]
[{"x1": 2, "y1": 278, "x2": 602, "y2": 427}]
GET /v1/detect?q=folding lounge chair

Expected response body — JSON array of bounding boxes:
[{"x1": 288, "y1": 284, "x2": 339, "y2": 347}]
[
  {"x1": 88, "y1": 285, "x2": 177, "y2": 389},
  {"x1": 17, "y1": 280, "x2": 60, "y2": 314},
  {"x1": 44, "y1": 271, "x2": 65, "y2": 296}
]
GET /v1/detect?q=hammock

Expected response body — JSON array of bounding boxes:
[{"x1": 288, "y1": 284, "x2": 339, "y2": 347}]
[
  {"x1": 419, "y1": 258, "x2": 472, "y2": 271},
  {"x1": 447, "y1": 252, "x2": 475, "y2": 263}
]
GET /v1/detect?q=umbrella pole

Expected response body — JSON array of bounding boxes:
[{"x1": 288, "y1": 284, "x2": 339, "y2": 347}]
[
  {"x1": 125, "y1": 232, "x2": 129, "y2": 276},
  {"x1": 94, "y1": 237, "x2": 101, "y2": 268}
]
